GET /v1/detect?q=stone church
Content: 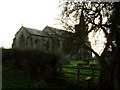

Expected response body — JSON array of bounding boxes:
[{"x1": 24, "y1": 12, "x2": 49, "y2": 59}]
[
  {"x1": 12, "y1": 25, "x2": 92, "y2": 60},
  {"x1": 12, "y1": 26, "x2": 65, "y2": 54}
]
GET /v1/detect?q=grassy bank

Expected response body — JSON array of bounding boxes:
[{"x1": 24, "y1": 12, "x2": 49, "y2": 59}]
[
  {"x1": 2, "y1": 65, "x2": 84, "y2": 89},
  {"x1": 61, "y1": 60, "x2": 100, "y2": 82},
  {"x1": 2, "y1": 58, "x2": 100, "y2": 89},
  {"x1": 2, "y1": 65, "x2": 48, "y2": 88}
]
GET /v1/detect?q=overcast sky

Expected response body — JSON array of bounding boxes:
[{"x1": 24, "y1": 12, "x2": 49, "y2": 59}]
[
  {"x1": 0, "y1": 0, "x2": 108, "y2": 55},
  {"x1": 0, "y1": 0, "x2": 62, "y2": 48}
]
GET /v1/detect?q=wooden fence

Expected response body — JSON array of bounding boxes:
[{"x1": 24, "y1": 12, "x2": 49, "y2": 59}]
[{"x1": 59, "y1": 65, "x2": 101, "y2": 84}]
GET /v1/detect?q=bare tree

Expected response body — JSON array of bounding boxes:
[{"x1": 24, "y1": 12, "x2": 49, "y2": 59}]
[{"x1": 59, "y1": 1, "x2": 120, "y2": 89}]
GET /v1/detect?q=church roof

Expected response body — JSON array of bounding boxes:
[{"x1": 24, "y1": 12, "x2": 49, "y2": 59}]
[
  {"x1": 23, "y1": 26, "x2": 48, "y2": 37},
  {"x1": 19, "y1": 26, "x2": 72, "y2": 38},
  {"x1": 43, "y1": 26, "x2": 72, "y2": 37}
]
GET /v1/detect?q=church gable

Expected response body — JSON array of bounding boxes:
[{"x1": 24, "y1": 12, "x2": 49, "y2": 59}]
[
  {"x1": 23, "y1": 27, "x2": 48, "y2": 37},
  {"x1": 12, "y1": 26, "x2": 30, "y2": 48},
  {"x1": 12, "y1": 26, "x2": 61, "y2": 52},
  {"x1": 43, "y1": 26, "x2": 70, "y2": 38}
]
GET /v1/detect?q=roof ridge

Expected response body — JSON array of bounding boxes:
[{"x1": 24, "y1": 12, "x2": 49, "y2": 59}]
[
  {"x1": 22, "y1": 26, "x2": 48, "y2": 37},
  {"x1": 23, "y1": 26, "x2": 41, "y2": 32},
  {"x1": 44, "y1": 25, "x2": 65, "y2": 31}
]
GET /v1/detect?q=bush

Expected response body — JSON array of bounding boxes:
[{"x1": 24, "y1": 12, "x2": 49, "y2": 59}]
[{"x1": 2, "y1": 48, "x2": 61, "y2": 80}]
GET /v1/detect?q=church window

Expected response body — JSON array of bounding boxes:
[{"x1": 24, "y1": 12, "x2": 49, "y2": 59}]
[{"x1": 20, "y1": 34, "x2": 25, "y2": 48}]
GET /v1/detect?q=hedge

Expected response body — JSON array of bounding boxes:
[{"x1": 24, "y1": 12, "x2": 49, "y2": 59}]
[{"x1": 2, "y1": 48, "x2": 61, "y2": 80}]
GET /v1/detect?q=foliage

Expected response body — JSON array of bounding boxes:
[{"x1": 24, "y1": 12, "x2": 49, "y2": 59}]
[
  {"x1": 105, "y1": 2, "x2": 120, "y2": 90},
  {"x1": 59, "y1": 1, "x2": 114, "y2": 56},
  {"x1": 3, "y1": 65, "x2": 47, "y2": 88},
  {"x1": 2, "y1": 48, "x2": 61, "y2": 80},
  {"x1": 59, "y1": 1, "x2": 114, "y2": 61},
  {"x1": 3, "y1": 65, "x2": 91, "y2": 89},
  {"x1": 59, "y1": 1, "x2": 120, "y2": 89}
]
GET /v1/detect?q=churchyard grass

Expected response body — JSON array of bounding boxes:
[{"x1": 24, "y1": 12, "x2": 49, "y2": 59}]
[
  {"x1": 2, "y1": 65, "x2": 47, "y2": 88},
  {"x1": 2, "y1": 65, "x2": 83, "y2": 89},
  {"x1": 2, "y1": 59, "x2": 100, "y2": 88},
  {"x1": 61, "y1": 59, "x2": 100, "y2": 81}
]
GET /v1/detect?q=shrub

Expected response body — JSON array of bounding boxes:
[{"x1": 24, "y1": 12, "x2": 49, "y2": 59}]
[{"x1": 2, "y1": 48, "x2": 61, "y2": 80}]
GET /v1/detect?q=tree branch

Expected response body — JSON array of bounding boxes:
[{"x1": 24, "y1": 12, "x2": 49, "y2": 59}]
[
  {"x1": 85, "y1": 45, "x2": 100, "y2": 58},
  {"x1": 101, "y1": 33, "x2": 111, "y2": 58}
]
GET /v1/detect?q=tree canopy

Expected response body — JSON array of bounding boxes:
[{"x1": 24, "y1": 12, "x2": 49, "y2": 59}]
[
  {"x1": 59, "y1": 1, "x2": 120, "y2": 89},
  {"x1": 59, "y1": 1, "x2": 114, "y2": 57}
]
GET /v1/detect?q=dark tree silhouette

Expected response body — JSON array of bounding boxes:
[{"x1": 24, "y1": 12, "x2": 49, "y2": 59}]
[{"x1": 59, "y1": 1, "x2": 120, "y2": 89}]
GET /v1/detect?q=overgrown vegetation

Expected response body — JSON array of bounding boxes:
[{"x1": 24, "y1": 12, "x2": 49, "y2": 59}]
[
  {"x1": 2, "y1": 49, "x2": 99, "y2": 89},
  {"x1": 3, "y1": 64, "x2": 99, "y2": 89},
  {"x1": 3, "y1": 65, "x2": 92, "y2": 89},
  {"x1": 3, "y1": 65, "x2": 47, "y2": 88},
  {"x1": 2, "y1": 48, "x2": 61, "y2": 80}
]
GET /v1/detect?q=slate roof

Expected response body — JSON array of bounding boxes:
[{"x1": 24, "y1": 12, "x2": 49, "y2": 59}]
[
  {"x1": 43, "y1": 26, "x2": 72, "y2": 37},
  {"x1": 23, "y1": 26, "x2": 48, "y2": 37},
  {"x1": 20, "y1": 26, "x2": 72, "y2": 38}
]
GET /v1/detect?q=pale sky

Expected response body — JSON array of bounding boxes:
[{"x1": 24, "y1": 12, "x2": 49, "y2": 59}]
[
  {"x1": 0, "y1": 0, "x2": 62, "y2": 48},
  {"x1": 0, "y1": 0, "x2": 106, "y2": 55}
]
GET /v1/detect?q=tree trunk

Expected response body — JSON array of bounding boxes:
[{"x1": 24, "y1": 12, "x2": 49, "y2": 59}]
[
  {"x1": 99, "y1": 67, "x2": 114, "y2": 90},
  {"x1": 115, "y1": 57, "x2": 120, "y2": 90},
  {"x1": 116, "y1": 69, "x2": 120, "y2": 90}
]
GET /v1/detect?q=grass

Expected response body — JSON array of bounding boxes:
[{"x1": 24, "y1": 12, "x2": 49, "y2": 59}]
[
  {"x1": 61, "y1": 59, "x2": 100, "y2": 82},
  {"x1": 2, "y1": 59, "x2": 100, "y2": 89},
  {"x1": 64, "y1": 60, "x2": 81, "y2": 67},
  {"x1": 2, "y1": 65, "x2": 84, "y2": 89},
  {"x1": 64, "y1": 59, "x2": 98, "y2": 67},
  {"x1": 2, "y1": 65, "x2": 47, "y2": 88}
]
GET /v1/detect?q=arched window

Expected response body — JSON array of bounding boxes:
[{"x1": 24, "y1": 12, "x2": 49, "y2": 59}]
[
  {"x1": 20, "y1": 34, "x2": 25, "y2": 48},
  {"x1": 35, "y1": 39, "x2": 38, "y2": 44},
  {"x1": 33, "y1": 39, "x2": 38, "y2": 48},
  {"x1": 29, "y1": 37, "x2": 33, "y2": 47},
  {"x1": 46, "y1": 40, "x2": 49, "y2": 51}
]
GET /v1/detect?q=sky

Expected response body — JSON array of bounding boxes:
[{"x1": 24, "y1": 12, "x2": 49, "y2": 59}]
[
  {"x1": 0, "y1": 0, "x2": 62, "y2": 48},
  {"x1": 0, "y1": 0, "x2": 107, "y2": 55}
]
